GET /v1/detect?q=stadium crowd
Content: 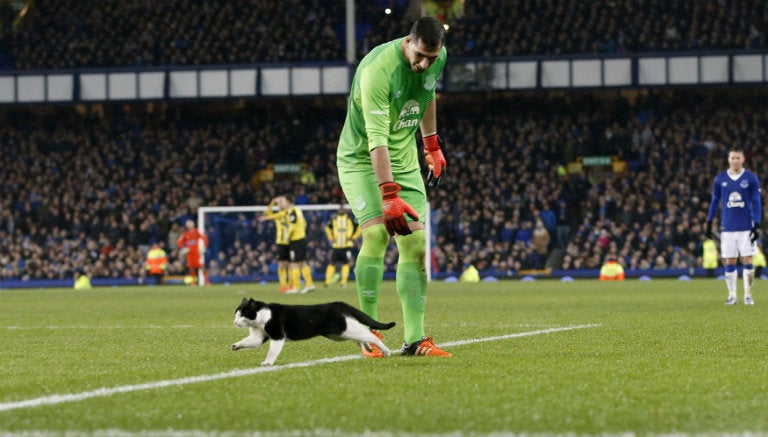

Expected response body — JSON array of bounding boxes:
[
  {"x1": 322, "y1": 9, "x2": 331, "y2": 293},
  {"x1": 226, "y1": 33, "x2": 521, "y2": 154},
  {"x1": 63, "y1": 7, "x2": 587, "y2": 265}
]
[
  {"x1": 1, "y1": 89, "x2": 767, "y2": 282},
  {"x1": 2, "y1": 0, "x2": 768, "y2": 283},
  {"x1": 0, "y1": 101, "x2": 346, "y2": 281},
  {"x1": 1, "y1": 0, "x2": 766, "y2": 70},
  {"x1": 430, "y1": 90, "x2": 768, "y2": 277}
]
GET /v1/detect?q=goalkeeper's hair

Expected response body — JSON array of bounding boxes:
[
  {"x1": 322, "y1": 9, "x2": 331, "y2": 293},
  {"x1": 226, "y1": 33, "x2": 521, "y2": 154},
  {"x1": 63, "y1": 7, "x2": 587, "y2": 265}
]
[{"x1": 410, "y1": 16, "x2": 445, "y2": 49}]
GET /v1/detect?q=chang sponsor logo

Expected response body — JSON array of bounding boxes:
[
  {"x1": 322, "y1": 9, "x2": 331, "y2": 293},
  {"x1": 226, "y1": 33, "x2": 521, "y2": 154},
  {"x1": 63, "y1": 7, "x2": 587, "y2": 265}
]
[
  {"x1": 393, "y1": 100, "x2": 420, "y2": 132},
  {"x1": 727, "y1": 191, "x2": 745, "y2": 208}
]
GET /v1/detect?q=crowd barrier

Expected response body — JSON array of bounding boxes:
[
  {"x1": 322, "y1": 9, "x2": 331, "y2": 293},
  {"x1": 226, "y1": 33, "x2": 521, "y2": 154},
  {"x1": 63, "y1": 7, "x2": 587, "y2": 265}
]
[{"x1": 0, "y1": 267, "x2": 742, "y2": 290}]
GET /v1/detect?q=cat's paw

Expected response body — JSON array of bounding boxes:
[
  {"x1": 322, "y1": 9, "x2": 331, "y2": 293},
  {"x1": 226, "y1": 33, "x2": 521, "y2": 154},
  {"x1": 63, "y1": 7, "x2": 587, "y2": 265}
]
[
  {"x1": 260, "y1": 361, "x2": 274, "y2": 367},
  {"x1": 231, "y1": 344, "x2": 242, "y2": 351}
]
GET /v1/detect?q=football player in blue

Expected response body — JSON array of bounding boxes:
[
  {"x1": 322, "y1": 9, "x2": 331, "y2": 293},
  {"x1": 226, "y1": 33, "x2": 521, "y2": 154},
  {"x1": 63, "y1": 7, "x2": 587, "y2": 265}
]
[{"x1": 706, "y1": 148, "x2": 762, "y2": 305}]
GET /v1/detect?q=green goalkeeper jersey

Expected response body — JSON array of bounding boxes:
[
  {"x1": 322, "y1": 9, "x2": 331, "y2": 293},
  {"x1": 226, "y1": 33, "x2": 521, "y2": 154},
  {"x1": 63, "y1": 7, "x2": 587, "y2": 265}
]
[{"x1": 337, "y1": 37, "x2": 447, "y2": 174}]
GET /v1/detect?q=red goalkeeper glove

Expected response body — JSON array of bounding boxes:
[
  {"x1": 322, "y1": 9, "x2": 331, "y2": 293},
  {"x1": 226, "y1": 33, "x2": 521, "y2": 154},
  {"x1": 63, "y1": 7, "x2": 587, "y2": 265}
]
[
  {"x1": 423, "y1": 134, "x2": 446, "y2": 187},
  {"x1": 380, "y1": 181, "x2": 419, "y2": 236}
]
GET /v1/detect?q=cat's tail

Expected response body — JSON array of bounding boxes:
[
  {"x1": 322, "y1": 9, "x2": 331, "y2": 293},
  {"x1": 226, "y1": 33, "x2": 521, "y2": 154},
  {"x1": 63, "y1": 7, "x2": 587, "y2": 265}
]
[{"x1": 347, "y1": 306, "x2": 396, "y2": 331}]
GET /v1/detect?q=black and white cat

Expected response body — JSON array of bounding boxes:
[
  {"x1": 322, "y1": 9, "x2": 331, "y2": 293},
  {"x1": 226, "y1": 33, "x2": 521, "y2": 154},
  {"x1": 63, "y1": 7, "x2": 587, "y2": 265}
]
[{"x1": 231, "y1": 298, "x2": 396, "y2": 366}]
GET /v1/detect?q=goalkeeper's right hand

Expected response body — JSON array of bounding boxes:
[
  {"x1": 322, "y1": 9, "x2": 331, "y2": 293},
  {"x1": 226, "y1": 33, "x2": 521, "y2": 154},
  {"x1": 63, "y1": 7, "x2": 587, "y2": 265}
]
[
  {"x1": 423, "y1": 134, "x2": 446, "y2": 188},
  {"x1": 705, "y1": 221, "x2": 713, "y2": 239},
  {"x1": 380, "y1": 181, "x2": 419, "y2": 236}
]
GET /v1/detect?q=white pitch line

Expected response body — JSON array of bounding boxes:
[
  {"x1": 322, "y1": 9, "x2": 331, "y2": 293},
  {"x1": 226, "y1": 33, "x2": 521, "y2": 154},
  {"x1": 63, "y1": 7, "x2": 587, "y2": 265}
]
[
  {"x1": 440, "y1": 324, "x2": 602, "y2": 348},
  {"x1": 0, "y1": 324, "x2": 600, "y2": 413},
  {"x1": 2, "y1": 325, "x2": 217, "y2": 330}
]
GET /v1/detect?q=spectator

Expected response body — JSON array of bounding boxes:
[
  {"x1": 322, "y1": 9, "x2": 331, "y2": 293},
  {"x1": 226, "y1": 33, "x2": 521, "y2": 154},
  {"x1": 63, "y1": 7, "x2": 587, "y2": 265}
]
[
  {"x1": 145, "y1": 243, "x2": 168, "y2": 285},
  {"x1": 73, "y1": 268, "x2": 92, "y2": 289},
  {"x1": 599, "y1": 256, "x2": 625, "y2": 281},
  {"x1": 459, "y1": 261, "x2": 480, "y2": 282},
  {"x1": 531, "y1": 220, "x2": 550, "y2": 268}
]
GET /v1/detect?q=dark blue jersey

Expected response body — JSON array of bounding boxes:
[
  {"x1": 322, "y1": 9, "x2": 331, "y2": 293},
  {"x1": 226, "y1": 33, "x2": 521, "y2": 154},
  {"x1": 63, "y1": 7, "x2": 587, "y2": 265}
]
[{"x1": 707, "y1": 169, "x2": 762, "y2": 231}]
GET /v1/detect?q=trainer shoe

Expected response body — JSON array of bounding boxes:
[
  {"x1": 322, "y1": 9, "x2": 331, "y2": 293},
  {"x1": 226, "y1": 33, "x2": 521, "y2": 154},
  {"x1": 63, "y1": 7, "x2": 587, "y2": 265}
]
[
  {"x1": 300, "y1": 284, "x2": 316, "y2": 294},
  {"x1": 725, "y1": 296, "x2": 738, "y2": 305},
  {"x1": 745, "y1": 296, "x2": 755, "y2": 305},
  {"x1": 401, "y1": 336, "x2": 452, "y2": 357},
  {"x1": 284, "y1": 287, "x2": 300, "y2": 294},
  {"x1": 360, "y1": 329, "x2": 385, "y2": 358},
  {"x1": 278, "y1": 285, "x2": 289, "y2": 293}
]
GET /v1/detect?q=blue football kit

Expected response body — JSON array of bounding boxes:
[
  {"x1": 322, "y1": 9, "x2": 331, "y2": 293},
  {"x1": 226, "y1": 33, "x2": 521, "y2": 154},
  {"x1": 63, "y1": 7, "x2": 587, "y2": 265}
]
[{"x1": 707, "y1": 169, "x2": 761, "y2": 232}]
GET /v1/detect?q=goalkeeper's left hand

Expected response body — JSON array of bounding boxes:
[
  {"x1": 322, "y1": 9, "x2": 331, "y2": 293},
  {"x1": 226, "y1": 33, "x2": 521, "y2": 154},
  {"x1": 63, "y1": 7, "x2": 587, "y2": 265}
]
[
  {"x1": 750, "y1": 223, "x2": 760, "y2": 243},
  {"x1": 423, "y1": 134, "x2": 446, "y2": 188}
]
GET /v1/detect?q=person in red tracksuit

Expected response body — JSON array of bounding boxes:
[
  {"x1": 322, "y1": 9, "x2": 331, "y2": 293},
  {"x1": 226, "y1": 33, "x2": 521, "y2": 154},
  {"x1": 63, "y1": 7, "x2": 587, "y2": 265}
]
[{"x1": 177, "y1": 219, "x2": 210, "y2": 285}]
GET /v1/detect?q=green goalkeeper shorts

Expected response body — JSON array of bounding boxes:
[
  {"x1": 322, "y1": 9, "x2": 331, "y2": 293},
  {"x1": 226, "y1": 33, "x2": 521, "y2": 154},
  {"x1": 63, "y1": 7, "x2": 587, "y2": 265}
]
[{"x1": 339, "y1": 168, "x2": 427, "y2": 227}]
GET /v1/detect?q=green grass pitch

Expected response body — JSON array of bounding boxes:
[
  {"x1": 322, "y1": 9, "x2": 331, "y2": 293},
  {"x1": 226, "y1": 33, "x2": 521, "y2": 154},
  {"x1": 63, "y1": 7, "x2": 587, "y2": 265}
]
[{"x1": 1, "y1": 278, "x2": 768, "y2": 435}]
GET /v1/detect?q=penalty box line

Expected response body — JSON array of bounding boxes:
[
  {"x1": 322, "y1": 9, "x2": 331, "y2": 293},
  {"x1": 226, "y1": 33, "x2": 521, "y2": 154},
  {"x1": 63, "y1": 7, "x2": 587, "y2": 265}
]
[{"x1": 0, "y1": 324, "x2": 601, "y2": 413}]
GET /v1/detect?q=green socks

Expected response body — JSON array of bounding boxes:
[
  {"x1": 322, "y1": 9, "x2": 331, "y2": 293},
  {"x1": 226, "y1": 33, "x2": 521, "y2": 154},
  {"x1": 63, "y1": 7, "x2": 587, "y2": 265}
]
[
  {"x1": 395, "y1": 231, "x2": 427, "y2": 344},
  {"x1": 354, "y1": 224, "x2": 428, "y2": 344},
  {"x1": 355, "y1": 224, "x2": 389, "y2": 320}
]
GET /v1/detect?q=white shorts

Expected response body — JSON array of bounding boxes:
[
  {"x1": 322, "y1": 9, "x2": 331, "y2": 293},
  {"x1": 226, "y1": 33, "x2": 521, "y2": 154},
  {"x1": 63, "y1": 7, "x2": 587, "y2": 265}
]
[{"x1": 720, "y1": 230, "x2": 756, "y2": 259}]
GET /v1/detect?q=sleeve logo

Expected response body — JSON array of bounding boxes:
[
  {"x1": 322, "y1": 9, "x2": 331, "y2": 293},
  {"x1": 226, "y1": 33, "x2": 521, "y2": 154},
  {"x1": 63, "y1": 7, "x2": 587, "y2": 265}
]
[{"x1": 424, "y1": 73, "x2": 437, "y2": 90}]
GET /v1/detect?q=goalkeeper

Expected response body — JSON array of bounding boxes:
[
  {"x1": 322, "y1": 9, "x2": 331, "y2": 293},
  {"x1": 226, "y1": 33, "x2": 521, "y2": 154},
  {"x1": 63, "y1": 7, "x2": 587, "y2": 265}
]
[{"x1": 336, "y1": 16, "x2": 451, "y2": 358}]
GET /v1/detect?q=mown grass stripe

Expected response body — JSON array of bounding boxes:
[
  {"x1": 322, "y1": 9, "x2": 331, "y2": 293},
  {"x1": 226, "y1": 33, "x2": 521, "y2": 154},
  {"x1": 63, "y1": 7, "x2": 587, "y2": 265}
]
[{"x1": 0, "y1": 324, "x2": 600, "y2": 413}]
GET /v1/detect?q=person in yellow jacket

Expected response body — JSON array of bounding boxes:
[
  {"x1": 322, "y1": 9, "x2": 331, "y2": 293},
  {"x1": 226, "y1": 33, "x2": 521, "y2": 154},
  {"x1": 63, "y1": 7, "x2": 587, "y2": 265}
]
[
  {"x1": 460, "y1": 263, "x2": 480, "y2": 282},
  {"x1": 702, "y1": 237, "x2": 719, "y2": 277},
  {"x1": 145, "y1": 243, "x2": 168, "y2": 285},
  {"x1": 73, "y1": 268, "x2": 92, "y2": 289},
  {"x1": 599, "y1": 256, "x2": 625, "y2": 281},
  {"x1": 324, "y1": 207, "x2": 361, "y2": 287}
]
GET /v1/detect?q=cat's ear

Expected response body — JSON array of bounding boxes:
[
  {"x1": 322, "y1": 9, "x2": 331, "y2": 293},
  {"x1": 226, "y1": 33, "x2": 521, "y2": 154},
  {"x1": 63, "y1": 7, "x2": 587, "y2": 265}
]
[{"x1": 241, "y1": 297, "x2": 248, "y2": 305}]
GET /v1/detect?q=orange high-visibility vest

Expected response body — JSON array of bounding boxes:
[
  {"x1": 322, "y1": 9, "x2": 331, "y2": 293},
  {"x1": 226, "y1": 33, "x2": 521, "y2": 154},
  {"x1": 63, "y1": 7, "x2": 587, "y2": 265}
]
[
  {"x1": 599, "y1": 260, "x2": 625, "y2": 281},
  {"x1": 146, "y1": 247, "x2": 168, "y2": 275}
]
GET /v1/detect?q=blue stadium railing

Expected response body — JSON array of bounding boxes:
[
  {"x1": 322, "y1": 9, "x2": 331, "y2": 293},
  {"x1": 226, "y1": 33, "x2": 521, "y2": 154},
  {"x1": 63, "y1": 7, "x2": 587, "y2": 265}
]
[{"x1": 0, "y1": 267, "x2": 742, "y2": 289}]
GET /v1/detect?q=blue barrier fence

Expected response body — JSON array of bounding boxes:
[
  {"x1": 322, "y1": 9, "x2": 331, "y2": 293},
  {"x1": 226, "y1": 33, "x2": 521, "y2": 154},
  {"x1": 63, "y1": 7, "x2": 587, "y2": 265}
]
[{"x1": 0, "y1": 267, "x2": 740, "y2": 290}]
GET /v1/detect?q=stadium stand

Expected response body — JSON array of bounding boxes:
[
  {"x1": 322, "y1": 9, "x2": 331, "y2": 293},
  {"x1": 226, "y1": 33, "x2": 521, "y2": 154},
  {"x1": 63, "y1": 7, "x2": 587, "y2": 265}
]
[
  {"x1": 1, "y1": 0, "x2": 765, "y2": 69},
  {"x1": 2, "y1": 89, "x2": 767, "y2": 283},
  {"x1": 1, "y1": 1, "x2": 767, "y2": 285}
]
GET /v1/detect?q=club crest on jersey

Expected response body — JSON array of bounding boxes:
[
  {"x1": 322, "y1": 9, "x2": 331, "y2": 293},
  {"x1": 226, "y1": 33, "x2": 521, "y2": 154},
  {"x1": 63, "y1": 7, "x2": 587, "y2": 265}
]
[
  {"x1": 353, "y1": 196, "x2": 366, "y2": 212},
  {"x1": 740, "y1": 180, "x2": 750, "y2": 188},
  {"x1": 727, "y1": 191, "x2": 745, "y2": 208},
  {"x1": 424, "y1": 73, "x2": 437, "y2": 90},
  {"x1": 393, "y1": 100, "x2": 420, "y2": 132}
]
